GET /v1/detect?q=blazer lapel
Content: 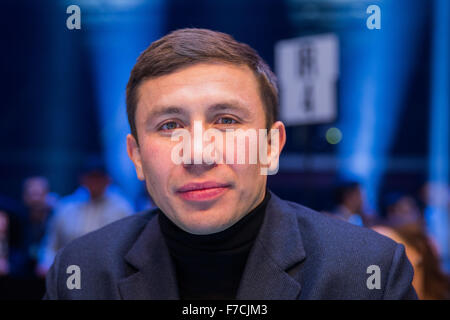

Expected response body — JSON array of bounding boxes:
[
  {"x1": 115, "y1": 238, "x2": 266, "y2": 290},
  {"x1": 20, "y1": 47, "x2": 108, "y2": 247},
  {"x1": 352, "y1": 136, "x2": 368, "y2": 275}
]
[
  {"x1": 236, "y1": 191, "x2": 307, "y2": 300},
  {"x1": 117, "y1": 213, "x2": 179, "y2": 300},
  {"x1": 117, "y1": 191, "x2": 306, "y2": 300}
]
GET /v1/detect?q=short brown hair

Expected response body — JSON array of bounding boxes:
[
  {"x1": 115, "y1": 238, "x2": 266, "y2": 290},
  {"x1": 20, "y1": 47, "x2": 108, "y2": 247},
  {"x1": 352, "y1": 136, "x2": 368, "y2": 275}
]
[{"x1": 126, "y1": 28, "x2": 278, "y2": 142}]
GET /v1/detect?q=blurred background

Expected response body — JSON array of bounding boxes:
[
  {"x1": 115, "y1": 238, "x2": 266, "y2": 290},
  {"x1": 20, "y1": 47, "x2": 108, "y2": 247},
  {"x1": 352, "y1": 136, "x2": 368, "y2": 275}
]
[{"x1": 0, "y1": 0, "x2": 448, "y2": 299}]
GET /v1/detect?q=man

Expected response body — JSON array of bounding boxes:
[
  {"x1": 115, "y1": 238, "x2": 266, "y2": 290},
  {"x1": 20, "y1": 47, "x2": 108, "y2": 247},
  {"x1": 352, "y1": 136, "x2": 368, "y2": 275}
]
[
  {"x1": 332, "y1": 181, "x2": 370, "y2": 227},
  {"x1": 44, "y1": 28, "x2": 417, "y2": 299},
  {"x1": 14, "y1": 176, "x2": 53, "y2": 277},
  {"x1": 380, "y1": 192, "x2": 422, "y2": 228},
  {"x1": 0, "y1": 196, "x2": 15, "y2": 276}
]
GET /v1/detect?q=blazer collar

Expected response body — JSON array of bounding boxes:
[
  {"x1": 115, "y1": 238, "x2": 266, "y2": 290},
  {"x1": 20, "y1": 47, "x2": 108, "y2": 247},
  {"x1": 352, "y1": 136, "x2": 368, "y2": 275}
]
[
  {"x1": 118, "y1": 190, "x2": 307, "y2": 300},
  {"x1": 117, "y1": 214, "x2": 179, "y2": 299},
  {"x1": 236, "y1": 190, "x2": 306, "y2": 299}
]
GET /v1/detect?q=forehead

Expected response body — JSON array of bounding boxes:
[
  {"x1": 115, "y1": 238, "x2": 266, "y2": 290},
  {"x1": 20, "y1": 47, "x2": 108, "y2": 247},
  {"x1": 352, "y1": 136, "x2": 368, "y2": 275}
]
[{"x1": 136, "y1": 63, "x2": 264, "y2": 117}]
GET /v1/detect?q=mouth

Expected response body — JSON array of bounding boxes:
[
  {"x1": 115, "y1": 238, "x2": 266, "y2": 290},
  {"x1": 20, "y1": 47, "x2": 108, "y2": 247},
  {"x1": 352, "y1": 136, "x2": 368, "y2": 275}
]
[{"x1": 176, "y1": 181, "x2": 231, "y2": 202}]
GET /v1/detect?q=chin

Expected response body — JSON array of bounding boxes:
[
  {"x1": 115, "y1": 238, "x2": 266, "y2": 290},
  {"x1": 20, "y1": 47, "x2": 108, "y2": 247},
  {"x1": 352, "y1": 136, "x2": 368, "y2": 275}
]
[{"x1": 181, "y1": 217, "x2": 232, "y2": 235}]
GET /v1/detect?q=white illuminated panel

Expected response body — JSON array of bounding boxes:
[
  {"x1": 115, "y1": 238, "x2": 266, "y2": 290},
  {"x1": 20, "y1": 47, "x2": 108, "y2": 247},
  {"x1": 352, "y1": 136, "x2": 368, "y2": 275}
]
[{"x1": 275, "y1": 34, "x2": 339, "y2": 125}]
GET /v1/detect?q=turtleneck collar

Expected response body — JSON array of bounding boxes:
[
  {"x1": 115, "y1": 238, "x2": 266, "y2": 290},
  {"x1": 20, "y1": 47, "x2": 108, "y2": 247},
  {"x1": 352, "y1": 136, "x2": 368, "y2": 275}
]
[
  {"x1": 158, "y1": 189, "x2": 270, "y2": 300},
  {"x1": 158, "y1": 190, "x2": 270, "y2": 252}
]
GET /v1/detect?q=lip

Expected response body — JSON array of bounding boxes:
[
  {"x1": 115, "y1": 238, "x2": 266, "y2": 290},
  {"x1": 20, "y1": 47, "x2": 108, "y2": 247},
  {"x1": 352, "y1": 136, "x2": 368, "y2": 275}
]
[{"x1": 176, "y1": 181, "x2": 231, "y2": 202}]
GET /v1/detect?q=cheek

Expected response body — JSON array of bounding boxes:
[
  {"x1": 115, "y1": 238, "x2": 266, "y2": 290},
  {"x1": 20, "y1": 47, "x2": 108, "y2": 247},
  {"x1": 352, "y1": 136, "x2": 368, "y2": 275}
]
[
  {"x1": 219, "y1": 131, "x2": 265, "y2": 166},
  {"x1": 232, "y1": 136, "x2": 266, "y2": 186},
  {"x1": 229, "y1": 162, "x2": 263, "y2": 187},
  {"x1": 140, "y1": 140, "x2": 175, "y2": 187}
]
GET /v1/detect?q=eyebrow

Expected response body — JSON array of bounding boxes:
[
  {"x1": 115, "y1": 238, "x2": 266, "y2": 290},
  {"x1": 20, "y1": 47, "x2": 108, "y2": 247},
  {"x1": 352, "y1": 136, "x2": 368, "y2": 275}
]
[
  {"x1": 144, "y1": 100, "x2": 252, "y2": 125},
  {"x1": 144, "y1": 106, "x2": 189, "y2": 127},
  {"x1": 147, "y1": 106, "x2": 188, "y2": 119},
  {"x1": 206, "y1": 102, "x2": 252, "y2": 119}
]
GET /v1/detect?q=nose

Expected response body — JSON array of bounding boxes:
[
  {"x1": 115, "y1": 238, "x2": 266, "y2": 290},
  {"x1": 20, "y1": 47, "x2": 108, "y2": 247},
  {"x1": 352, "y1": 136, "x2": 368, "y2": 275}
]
[
  {"x1": 182, "y1": 120, "x2": 220, "y2": 173},
  {"x1": 183, "y1": 161, "x2": 217, "y2": 175}
]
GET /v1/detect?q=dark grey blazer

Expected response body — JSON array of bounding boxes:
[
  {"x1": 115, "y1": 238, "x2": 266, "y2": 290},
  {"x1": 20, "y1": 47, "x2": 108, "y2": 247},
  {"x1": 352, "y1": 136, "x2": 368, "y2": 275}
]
[{"x1": 44, "y1": 191, "x2": 417, "y2": 299}]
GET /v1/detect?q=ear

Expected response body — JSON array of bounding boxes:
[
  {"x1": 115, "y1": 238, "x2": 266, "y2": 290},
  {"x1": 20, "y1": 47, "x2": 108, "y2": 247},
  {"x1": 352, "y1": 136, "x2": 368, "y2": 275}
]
[
  {"x1": 127, "y1": 134, "x2": 145, "y2": 181},
  {"x1": 265, "y1": 121, "x2": 286, "y2": 175},
  {"x1": 269, "y1": 121, "x2": 286, "y2": 152}
]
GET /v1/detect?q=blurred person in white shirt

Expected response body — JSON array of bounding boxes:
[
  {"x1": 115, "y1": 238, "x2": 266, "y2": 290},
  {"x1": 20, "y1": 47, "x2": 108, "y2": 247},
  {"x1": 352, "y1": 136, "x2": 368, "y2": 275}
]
[{"x1": 37, "y1": 158, "x2": 133, "y2": 275}]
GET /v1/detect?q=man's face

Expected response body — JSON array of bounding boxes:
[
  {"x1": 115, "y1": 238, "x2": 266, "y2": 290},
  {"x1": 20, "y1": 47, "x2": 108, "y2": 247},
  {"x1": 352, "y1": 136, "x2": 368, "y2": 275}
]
[
  {"x1": 81, "y1": 171, "x2": 110, "y2": 200},
  {"x1": 23, "y1": 178, "x2": 48, "y2": 209},
  {"x1": 127, "y1": 63, "x2": 285, "y2": 234},
  {"x1": 350, "y1": 187, "x2": 363, "y2": 213}
]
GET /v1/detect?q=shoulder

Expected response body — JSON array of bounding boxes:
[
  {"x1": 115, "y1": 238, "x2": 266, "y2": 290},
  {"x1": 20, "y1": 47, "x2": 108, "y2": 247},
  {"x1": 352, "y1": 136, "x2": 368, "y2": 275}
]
[
  {"x1": 282, "y1": 197, "x2": 397, "y2": 262},
  {"x1": 44, "y1": 210, "x2": 158, "y2": 299},
  {"x1": 55, "y1": 210, "x2": 156, "y2": 267},
  {"x1": 270, "y1": 195, "x2": 416, "y2": 299}
]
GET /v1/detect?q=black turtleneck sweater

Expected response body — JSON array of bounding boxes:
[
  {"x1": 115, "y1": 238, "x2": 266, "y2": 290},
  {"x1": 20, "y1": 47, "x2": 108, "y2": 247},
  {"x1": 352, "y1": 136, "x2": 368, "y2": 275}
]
[{"x1": 158, "y1": 190, "x2": 270, "y2": 300}]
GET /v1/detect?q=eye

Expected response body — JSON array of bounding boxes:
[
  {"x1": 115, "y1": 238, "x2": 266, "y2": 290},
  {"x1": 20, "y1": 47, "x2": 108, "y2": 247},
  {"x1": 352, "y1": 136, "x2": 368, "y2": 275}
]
[
  {"x1": 216, "y1": 117, "x2": 238, "y2": 125},
  {"x1": 159, "y1": 121, "x2": 182, "y2": 131}
]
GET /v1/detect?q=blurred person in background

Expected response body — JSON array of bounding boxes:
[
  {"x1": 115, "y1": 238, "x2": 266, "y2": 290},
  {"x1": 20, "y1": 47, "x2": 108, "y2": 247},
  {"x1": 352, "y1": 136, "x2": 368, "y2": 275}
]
[
  {"x1": 332, "y1": 181, "x2": 374, "y2": 227},
  {"x1": 13, "y1": 177, "x2": 54, "y2": 277},
  {"x1": 380, "y1": 192, "x2": 424, "y2": 229},
  {"x1": 373, "y1": 224, "x2": 450, "y2": 299},
  {"x1": 37, "y1": 158, "x2": 133, "y2": 275},
  {"x1": 418, "y1": 182, "x2": 450, "y2": 224},
  {"x1": 0, "y1": 208, "x2": 10, "y2": 275},
  {"x1": 0, "y1": 195, "x2": 23, "y2": 277}
]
